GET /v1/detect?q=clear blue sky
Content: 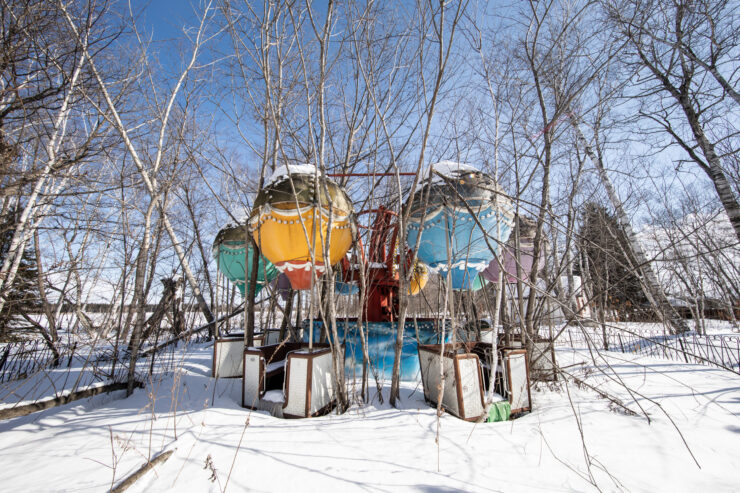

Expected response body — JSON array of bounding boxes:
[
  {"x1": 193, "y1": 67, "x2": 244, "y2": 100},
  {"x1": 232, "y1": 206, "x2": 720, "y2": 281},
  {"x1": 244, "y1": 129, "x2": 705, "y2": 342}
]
[{"x1": 142, "y1": 0, "x2": 201, "y2": 39}]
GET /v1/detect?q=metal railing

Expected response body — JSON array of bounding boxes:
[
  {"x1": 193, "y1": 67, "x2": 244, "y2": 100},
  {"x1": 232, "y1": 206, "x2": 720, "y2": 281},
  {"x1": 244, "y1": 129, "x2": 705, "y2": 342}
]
[
  {"x1": 0, "y1": 330, "x2": 206, "y2": 387},
  {"x1": 553, "y1": 327, "x2": 740, "y2": 374},
  {"x1": 0, "y1": 339, "x2": 78, "y2": 384}
]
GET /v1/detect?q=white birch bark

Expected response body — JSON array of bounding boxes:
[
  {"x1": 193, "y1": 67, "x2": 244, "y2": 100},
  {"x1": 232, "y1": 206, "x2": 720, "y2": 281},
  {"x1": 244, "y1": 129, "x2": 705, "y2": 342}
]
[
  {"x1": 58, "y1": 1, "x2": 215, "y2": 327},
  {"x1": 569, "y1": 115, "x2": 689, "y2": 334},
  {"x1": 0, "y1": 47, "x2": 88, "y2": 314}
]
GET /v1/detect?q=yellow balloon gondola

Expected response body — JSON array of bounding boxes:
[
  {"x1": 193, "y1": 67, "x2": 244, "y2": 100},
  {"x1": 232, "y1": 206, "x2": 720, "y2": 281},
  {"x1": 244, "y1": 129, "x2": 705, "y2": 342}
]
[
  {"x1": 408, "y1": 260, "x2": 429, "y2": 296},
  {"x1": 249, "y1": 165, "x2": 356, "y2": 290}
]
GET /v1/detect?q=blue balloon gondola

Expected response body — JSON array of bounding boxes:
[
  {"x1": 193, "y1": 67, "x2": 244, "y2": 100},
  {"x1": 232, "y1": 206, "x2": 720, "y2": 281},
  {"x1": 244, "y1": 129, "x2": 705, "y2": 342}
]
[{"x1": 406, "y1": 161, "x2": 514, "y2": 290}]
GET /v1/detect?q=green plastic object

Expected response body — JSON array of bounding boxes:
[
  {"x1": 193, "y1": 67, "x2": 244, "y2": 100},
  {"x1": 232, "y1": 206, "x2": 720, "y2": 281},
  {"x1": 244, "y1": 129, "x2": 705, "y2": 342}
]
[
  {"x1": 487, "y1": 400, "x2": 511, "y2": 422},
  {"x1": 214, "y1": 224, "x2": 279, "y2": 296}
]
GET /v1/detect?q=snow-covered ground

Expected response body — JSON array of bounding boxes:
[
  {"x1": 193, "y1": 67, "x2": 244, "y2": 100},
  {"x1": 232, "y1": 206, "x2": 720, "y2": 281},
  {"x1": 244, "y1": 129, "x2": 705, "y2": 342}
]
[
  {"x1": 0, "y1": 337, "x2": 738, "y2": 492},
  {"x1": 0, "y1": 342, "x2": 182, "y2": 408}
]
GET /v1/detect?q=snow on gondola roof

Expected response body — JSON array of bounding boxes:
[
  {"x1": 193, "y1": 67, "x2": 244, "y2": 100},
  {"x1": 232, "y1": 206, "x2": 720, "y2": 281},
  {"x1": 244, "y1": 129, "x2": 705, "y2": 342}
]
[
  {"x1": 265, "y1": 164, "x2": 321, "y2": 187},
  {"x1": 427, "y1": 161, "x2": 480, "y2": 183}
]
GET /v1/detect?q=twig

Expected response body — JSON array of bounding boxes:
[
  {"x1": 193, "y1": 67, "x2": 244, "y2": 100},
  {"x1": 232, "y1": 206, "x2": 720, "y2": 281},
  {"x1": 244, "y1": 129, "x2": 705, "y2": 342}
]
[
  {"x1": 560, "y1": 369, "x2": 638, "y2": 417},
  {"x1": 110, "y1": 449, "x2": 174, "y2": 493}
]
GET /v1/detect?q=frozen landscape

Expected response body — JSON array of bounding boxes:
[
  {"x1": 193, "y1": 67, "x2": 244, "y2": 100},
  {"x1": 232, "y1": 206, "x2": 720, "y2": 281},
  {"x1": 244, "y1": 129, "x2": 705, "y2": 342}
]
[
  {"x1": 1, "y1": 323, "x2": 739, "y2": 492},
  {"x1": 2, "y1": 0, "x2": 739, "y2": 492}
]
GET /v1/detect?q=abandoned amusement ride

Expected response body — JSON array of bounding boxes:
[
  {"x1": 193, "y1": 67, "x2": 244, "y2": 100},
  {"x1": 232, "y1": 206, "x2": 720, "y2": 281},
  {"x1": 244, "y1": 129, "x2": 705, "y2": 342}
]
[{"x1": 210, "y1": 161, "x2": 560, "y2": 421}]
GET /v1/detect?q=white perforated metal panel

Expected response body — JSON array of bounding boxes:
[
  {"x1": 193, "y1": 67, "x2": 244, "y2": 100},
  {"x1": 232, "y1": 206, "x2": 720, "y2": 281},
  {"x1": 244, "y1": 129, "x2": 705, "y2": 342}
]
[
  {"x1": 508, "y1": 353, "x2": 530, "y2": 412},
  {"x1": 283, "y1": 358, "x2": 308, "y2": 417},
  {"x1": 214, "y1": 339, "x2": 244, "y2": 378},
  {"x1": 310, "y1": 352, "x2": 334, "y2": 414},
  {"x1": 242, "y1": 354, "x2": 261, "y2": 408},
  {"x1": 458, "y1": 358, "x2": 484, "y2": 419},
  {"x1": 440, "y1": 357, "x2": 458, "y2": 415},
  {"x1": 419, "y1": 351, "x2": 439, "y2": 403},
  {"x1": 532, "y1": 342, "x2": 555, "y2": 375}
]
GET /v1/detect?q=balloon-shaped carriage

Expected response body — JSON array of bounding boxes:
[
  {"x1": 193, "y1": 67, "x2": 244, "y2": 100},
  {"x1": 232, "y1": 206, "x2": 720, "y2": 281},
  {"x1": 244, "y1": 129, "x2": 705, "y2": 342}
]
[
  {"x1": 406, "y1": 161, "x2": 514, "y2": 291},
  {"x1": 248, "y1": 165, "x2": 356, "y2": 290},
  {"x1": 212, "y1": 223, "x2": 279, "y2": 296}
]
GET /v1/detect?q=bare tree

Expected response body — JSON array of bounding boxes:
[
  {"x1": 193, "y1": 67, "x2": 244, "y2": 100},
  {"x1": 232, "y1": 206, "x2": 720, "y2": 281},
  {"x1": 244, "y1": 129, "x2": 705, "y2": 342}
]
[
  {"x1": 0, "y1": 0, "x2": 113, "y2": 317},
  {"x1": 604, "y1": 0, "x2": 740, "y2": 242},
  {"x1": 58, "y1": 1, "x2": 218, "y2": 352}
]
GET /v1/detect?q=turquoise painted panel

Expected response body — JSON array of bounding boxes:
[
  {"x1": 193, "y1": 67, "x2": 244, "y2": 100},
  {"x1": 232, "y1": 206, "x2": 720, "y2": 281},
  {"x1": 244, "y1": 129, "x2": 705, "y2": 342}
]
[
  {"x1": 216, "y1": 241, "x2": 279, "y2": 296},
  {"x1": 407, "y1": 207, "x2": 512, "y2": 290},
  {"x1": 304, "y1": 320, "x2": 450, "y2": 381},
  {"x1": 335, "y1": 281, "x2": 360, "y2": 296}
]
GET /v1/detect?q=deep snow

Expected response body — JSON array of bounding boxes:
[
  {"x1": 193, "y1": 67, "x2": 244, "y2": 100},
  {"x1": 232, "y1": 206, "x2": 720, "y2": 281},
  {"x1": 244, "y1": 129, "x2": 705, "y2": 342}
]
[{"x1": 0, "y1": 340, "x2": 738, "y2": 492}]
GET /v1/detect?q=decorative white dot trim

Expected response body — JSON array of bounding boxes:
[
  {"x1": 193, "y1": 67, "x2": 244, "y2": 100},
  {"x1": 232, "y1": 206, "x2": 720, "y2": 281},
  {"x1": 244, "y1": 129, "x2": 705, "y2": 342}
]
[{"x1": 275, "y1": 262, "x2": 328, "y2": 274}]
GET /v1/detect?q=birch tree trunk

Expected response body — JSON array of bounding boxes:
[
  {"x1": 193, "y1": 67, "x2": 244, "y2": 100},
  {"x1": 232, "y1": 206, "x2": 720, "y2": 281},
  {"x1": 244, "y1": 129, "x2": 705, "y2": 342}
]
[
  {"x1": 59, "y1": 2, "x2": 215, "y2": 331},
  {"x1": 390, "y1": 0, "x2": 467, "y2": 407},
  {"x1": 0, "y1": 45, "x2": 88, "y2": 314},
  {"x1": 569, "y1": 116, "x2": 689, "y2": 334},
  {"x1": 607, "y1": 0, "x2": 740, "y2": 243}
]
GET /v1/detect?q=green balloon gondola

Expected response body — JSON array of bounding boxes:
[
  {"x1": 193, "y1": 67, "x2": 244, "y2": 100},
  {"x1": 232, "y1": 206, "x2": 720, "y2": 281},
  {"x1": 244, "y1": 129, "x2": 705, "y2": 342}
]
[{"x1": 213, "y1": 223, "x2": 279, "y2": 296}]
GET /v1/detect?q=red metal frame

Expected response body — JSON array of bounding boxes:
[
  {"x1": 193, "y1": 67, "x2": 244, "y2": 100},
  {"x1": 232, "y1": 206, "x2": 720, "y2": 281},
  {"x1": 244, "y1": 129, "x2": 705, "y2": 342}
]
[
  {"x1": 339, "y1": 207, "x2": 403, "y2": 322},
  {"x1": 327, "y1": 173, "x2": 416, "y2": 322},
  {"x1": 327, "y1": 172, "x2": 417, "y2": 177},
  {"x1": 332, "y1": 172, "x2": 420, "y2": 322},
  {"x1": 365, "y1": 206, "x2": 400, "y2": 322}
]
